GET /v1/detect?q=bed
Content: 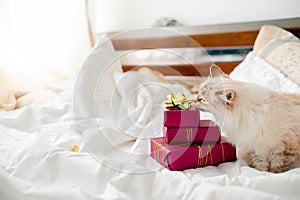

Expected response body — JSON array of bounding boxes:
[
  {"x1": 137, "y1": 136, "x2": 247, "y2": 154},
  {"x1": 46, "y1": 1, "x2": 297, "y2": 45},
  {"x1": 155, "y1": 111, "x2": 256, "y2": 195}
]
[{"x1": 1, "y1": 18, "x2": 300, "y2": 200}]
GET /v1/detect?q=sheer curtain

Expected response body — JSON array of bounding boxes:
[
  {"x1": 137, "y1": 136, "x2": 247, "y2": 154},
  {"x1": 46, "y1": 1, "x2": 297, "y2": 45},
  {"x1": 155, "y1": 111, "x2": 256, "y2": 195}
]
[{"x1": 0, "y1": 0, "x2": 91, "y2": 91}]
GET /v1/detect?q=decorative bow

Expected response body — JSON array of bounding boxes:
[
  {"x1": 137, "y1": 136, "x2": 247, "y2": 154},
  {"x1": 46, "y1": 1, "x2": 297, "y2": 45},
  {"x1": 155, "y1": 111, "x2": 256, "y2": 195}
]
[{"x1": 164, "y1": 93, "x2": 193, "y2": 110}]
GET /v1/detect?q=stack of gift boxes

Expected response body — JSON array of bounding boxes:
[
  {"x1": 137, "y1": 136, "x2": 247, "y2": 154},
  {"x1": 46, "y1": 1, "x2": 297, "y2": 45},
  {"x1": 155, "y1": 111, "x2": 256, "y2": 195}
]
[{"x1": 150, "y1": 93, "x2": 236, "y2": 171}]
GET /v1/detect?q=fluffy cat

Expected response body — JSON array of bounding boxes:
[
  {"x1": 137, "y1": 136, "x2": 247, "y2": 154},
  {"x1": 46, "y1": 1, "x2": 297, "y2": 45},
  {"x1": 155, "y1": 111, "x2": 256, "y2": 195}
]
[{"x1": 195, "y1": 65, "x2": 300, "y2": 173}]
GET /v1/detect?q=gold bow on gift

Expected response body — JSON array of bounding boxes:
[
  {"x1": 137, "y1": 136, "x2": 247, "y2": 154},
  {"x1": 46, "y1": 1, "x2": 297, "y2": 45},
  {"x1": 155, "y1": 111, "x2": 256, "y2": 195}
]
[{"x1": 164, "y1": 93, "x2": 193, "y2": 110}]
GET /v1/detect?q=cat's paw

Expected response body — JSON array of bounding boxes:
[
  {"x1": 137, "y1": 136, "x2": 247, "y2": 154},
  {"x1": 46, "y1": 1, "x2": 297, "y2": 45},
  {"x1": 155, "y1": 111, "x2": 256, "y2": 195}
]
[
  {"x1": 269, "y1": 143, "x2": 298, "y2": 173},
  {"x1": 270, "y1": 154, "x2": 296, "y2": 173},
  {"x1": 249, "y1": 153, "x2": 270, "y2": 171},
  {"x1": 270, "y1": 164, "x2": 288, "y2": 173},
  {"x1": 253, "y1": 160, "x2": 270, "y2": 171}
]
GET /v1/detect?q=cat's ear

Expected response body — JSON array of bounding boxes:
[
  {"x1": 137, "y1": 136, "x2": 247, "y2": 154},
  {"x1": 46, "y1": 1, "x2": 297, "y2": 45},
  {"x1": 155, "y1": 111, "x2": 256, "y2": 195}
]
[
  {"x1": 210, "y1": 65, "x2": 227, "y2": 78},
  {"x1": 218, "y1": 90, "x2": 236, "y2": 104}
]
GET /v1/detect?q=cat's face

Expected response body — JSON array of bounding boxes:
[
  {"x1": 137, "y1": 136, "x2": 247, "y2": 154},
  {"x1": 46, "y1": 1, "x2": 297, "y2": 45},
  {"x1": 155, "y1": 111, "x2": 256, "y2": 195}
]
[{"x1": 195, "y1": 65, "x2": 236, "y2": 115}]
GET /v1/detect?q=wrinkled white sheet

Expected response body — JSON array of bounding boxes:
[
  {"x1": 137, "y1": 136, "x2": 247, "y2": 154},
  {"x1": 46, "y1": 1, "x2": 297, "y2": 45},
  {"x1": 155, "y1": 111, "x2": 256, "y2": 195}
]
[{"x1": 0, "y1": 39, "x2": 300, "y2": 200}]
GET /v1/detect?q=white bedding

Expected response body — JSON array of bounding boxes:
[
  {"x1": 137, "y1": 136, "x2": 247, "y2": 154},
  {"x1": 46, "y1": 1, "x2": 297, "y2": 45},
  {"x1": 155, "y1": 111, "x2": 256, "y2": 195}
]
[{"x1": 1, "y1": 39, "x2": 300, "y2": 200}]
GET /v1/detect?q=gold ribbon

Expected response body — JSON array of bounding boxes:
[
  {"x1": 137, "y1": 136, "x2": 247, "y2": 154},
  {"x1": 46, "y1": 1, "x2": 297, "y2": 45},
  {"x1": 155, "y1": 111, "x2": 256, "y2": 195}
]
[
  {"x1": 186, "y1": 128, "x2": 192, "y2": 142},
  {"x1": 198, "y1": 144, "x2": 214, "y2": 166},
  {"x1": 153, "y1": 140, "x2": 167, "y2": 163},
  {"x1": 154, "y1": 142, "x2": 161, "y2": 162},
  {"x1": 220, "y1": 143, "x2": 225, "y2": 162},
  {"x1": 197, "y1": 145, "x2": 202, "y2": 167},
  {"x1": 164, "y1": 93, "x2": 193, "y2": 110},
  {"x1": 208, "y1": 145, "x2": 213, "y2": 165}
]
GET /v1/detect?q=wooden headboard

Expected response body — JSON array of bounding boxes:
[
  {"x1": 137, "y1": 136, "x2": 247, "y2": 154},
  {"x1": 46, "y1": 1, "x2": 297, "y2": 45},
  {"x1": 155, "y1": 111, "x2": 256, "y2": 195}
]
[{"x1": 109, "y1": 18, "x2": 300, "y2": 77}]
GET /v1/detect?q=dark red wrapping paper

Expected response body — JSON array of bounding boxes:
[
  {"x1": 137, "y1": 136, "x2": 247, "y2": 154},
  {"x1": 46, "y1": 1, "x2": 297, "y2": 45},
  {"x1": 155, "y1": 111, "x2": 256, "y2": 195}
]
[
  {"x1": 164, "y1": 110, "x2": 200, "y2": 127},
  {"x1": 150, "y1": 137, "x2": 236, "y2": 171},
  {"x1": 164, "y1": 120, "x2": 221, "y2": 144}
]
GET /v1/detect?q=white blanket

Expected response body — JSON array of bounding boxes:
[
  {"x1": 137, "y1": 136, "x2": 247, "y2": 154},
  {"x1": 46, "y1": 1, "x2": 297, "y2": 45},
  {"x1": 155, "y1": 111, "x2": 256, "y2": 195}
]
[{"x1": 1, "y1": 39, "x2": 300, "y2": 200}]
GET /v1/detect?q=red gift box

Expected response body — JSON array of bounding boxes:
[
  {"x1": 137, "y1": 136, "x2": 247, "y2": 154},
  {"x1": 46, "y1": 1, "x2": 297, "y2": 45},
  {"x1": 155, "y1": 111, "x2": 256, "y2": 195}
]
[
  {"x1": 150, "y1": 137, "x2": 236, "y2": 171},
  {"x1": 164, "y1": 120, "x2": 221, "y2": 144},
  {"x1": 164, "y1": 109, "x2": 200, "y2": 127}
]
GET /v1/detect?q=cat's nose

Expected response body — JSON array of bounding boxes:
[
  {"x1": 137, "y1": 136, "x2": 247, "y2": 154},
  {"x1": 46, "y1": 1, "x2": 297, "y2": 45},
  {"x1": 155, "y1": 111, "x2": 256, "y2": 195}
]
[{"x1": 196, "y1": 96, "x2": 202, "y2": 102}]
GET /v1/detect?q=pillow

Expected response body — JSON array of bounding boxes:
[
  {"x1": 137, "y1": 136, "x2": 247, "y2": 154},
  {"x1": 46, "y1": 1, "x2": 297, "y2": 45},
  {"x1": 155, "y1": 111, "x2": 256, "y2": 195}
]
[
  {"x1": 253, "y1": 25, "x2": 300, "y2": 86},
  {"x1": 229, "y1": 52, "x2": 300, "y2": 94}
]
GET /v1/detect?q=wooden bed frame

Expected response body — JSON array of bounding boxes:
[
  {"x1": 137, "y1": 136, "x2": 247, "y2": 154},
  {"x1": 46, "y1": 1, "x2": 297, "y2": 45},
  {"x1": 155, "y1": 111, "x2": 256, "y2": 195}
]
[{"x1": 108, "y1": 18, "x2": 300, "y2": 77}]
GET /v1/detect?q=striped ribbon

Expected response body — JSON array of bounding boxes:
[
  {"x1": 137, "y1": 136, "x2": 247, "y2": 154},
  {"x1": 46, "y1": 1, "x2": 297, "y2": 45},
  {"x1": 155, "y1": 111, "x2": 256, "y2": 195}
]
[
  {"x1": 197, "y1": 145, "x2": 203, "y2": 167},
  {"x1": 154, "y1": 142, "x2": 163, "y2": 162},
  {"x1": 197, "y1": 144, "x2": 226, "y2": 167},
  {"x1": 220, "y1": 143, "x2": 225, "y2": 162},
  {"x1": 186, "y1": 128, "x2": 192, "y2": 142}
]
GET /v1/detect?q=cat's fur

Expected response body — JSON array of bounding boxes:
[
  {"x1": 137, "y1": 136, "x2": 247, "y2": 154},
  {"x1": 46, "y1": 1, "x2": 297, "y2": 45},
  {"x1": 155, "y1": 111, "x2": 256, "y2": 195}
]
[{"x1": 195, "y1": 65, "x2": 300, "y2": 173}]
